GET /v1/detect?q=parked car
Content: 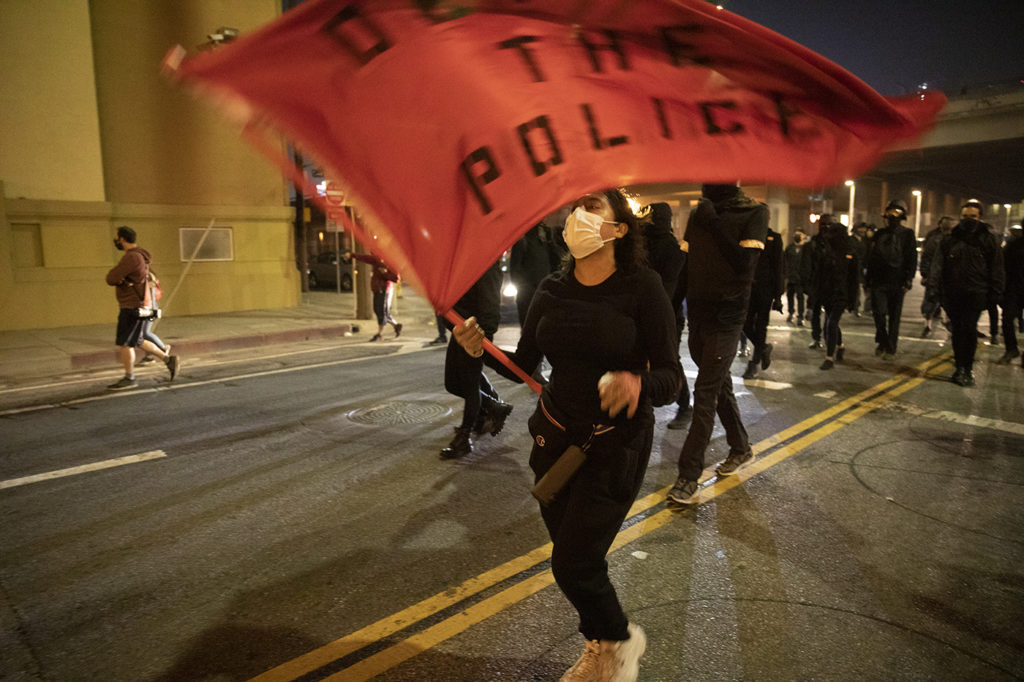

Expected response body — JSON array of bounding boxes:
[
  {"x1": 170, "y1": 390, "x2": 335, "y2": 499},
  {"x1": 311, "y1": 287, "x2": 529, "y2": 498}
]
[{"x1": 307, "y1": 251, "x2": 353, "y2": 291}]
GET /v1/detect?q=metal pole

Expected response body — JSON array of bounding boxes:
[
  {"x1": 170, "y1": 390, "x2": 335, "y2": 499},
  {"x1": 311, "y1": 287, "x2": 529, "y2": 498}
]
[
  {"x1": 152, "y1": 217, "x2": 216, "y2": 331},
  {"x1": 913, "y1": 191, "x2": 922, "y2": 237}
]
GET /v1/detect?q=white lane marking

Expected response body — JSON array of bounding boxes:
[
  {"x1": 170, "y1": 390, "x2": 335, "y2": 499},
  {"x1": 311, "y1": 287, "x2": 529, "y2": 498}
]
[
  {"x1": 883, "y1": 401, "x2": 1024, "y2": 436},
  {"x1": 815, "y1": 390, "x2": 838, "y2": 399},
  {"x1": 0, "y1": 344, "x2": 439, "y2": 417},
  {"x1": 0, "y1": 450, "x2": 167, "y2": 490},
  {"x1": 735, "y1": 377, "x2": 792, "y2": 390},
  {"x1": 0, "y1": 337, "x2": 445, "y2": 397}
]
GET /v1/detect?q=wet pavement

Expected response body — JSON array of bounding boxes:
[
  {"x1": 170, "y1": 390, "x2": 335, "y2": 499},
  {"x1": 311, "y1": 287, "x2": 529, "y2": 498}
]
[{"x1": 0, "y1": 286, "x2": 1022, "y2": 680}]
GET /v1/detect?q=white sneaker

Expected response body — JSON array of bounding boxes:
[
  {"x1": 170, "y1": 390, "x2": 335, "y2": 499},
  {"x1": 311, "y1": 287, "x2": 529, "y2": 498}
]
[
  {"x1": 599, "y1": 623, "x2": 647, "y2": 682},
  {"x1": 560, "y1": 639, "x2": 601, "y2": 681}
]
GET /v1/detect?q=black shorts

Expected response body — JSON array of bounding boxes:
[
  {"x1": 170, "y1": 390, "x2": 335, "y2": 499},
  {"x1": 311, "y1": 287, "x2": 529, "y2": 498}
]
[{"x1": 115, "y1": 308, "x2": 146, "y2": 347}]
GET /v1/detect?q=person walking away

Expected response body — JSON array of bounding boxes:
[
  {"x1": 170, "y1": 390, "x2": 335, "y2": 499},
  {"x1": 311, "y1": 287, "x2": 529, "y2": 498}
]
[
  {"x1": 105, "y1": 226, "x2": 179, "y2": 390},
  {"x1": 668, "y1": 184, "x2": 768, "y2": 505},
  {"x1": 509, "y1": 221, "x2": 563, "y2": 326},
  {"x1": 139, "y1": 269, "x2": 172, "y2": 364},
  {"x1": 864, "y1": 200, "x2": 917, "y2": 360},
  {"x1": 784, "y1": 230, "x2": 806, "y2": 325},
  {"x1": 348, "y1": 251, "x2": 402, "y2": 340},
  {"x1": 801, "y1": 216, "x2": 831, "y2": 350},
  {"x1": 919, "y1": 216, "x2": 955, "y2": 337},
  {"x1": 929, "y1": 201, "x2": 1005, "y2": 386},
  {"x1": 996, "y1": 227, "x2": 1024, "y2": 365},
  {"x1": 741, "y1": 225, "x2": 784, "y2": 379},
  {"x1": 813, "y1": 221, "x2": 860, "y2": 370},
  {"x1": 643, "y1": 203, "x2": 692, "y2": 429},
  {"x1": 453, "y1": 189, "x2": 680, "y2": 681},
  {"x1": 440, "y1": 260, "x2": 512, "y2": 458}
]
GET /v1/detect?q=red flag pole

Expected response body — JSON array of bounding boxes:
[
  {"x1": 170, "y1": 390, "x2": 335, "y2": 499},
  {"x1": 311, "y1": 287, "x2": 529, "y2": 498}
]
[{"x1": 443, "y1": 309, "x2": 543, "y2": 395}]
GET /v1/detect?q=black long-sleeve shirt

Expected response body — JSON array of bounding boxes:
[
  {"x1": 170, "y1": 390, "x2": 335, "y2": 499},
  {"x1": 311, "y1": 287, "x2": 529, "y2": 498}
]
[{"x1": 485, "y1": 267, "x2": 681, "y2": 430}]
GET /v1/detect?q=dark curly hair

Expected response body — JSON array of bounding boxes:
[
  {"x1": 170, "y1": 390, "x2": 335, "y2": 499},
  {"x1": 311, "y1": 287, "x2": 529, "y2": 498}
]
[{"x1": 604, "y1": 189, "x2": 647, "y2": 273}]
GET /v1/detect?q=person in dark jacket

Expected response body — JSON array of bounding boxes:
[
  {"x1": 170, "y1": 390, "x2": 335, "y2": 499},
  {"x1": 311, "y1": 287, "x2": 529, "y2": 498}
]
[
  {"x1": 801, "y1": 216, "x2": 832, "y2": 350},
  {"x1": 668, "y1": 184, "x2": 768, "y2": 505},
  {"x1": 919, "y1": 216, "x2": 955, "y2": 337},
  {"x1": 509, "y1": 222, "x2": 563, "y2": 326},
  {"x1": 996, "y1": 228, "x2": 1024, "y2": 365},
  {"x1": 812, "y1": 221, "x2": 860, "y2": 370},
  {"x1": 644, "y1": 203, "x2": 693, "y2": 429},
  {"x1": 453, "y1": 189, "x2": 680, "y2": 679},
  {"x1": 440, "y1": 260, "x2": 512, "y2": 458},
  {"x1": 783, "y1": 230, "x2": 806, "y2": 325},
  {"x1": 929, "y1": 201, "x2": 1005, "y2": 386},
  {"x1": 741, "y1": 225, "x2": 784, "y2": 379},
  {"x1": 865, "y1": 199, "x2": 918, "y2": 360}
]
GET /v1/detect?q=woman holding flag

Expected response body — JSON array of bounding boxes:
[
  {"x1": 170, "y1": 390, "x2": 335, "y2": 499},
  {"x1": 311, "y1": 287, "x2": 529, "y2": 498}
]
[{"x1": 454, "y1": 189, "x2": 681, "y2": 681}]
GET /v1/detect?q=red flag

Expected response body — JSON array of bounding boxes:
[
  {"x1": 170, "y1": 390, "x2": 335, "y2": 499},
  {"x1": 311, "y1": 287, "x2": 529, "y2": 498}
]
[{"x1": 165, "y1": 0, "x2": 944, "y2": 315}]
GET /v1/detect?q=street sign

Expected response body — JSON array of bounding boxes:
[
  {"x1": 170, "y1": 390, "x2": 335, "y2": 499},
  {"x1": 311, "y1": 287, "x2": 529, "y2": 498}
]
[{"x1": 325, "y1": 181, "x2": 344, "y2": 207}]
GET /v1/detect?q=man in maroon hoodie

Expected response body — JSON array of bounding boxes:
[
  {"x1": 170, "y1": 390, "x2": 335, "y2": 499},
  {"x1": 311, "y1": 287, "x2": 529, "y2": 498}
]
[{"x1": 105, "y1": 226, "x2": 179, "y2": 390}]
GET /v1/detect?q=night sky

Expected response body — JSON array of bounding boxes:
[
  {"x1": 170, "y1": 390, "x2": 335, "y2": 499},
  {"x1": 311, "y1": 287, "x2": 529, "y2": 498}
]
[{"x1": 729, "y1": 0, "x2": 1024, "y2": 96}]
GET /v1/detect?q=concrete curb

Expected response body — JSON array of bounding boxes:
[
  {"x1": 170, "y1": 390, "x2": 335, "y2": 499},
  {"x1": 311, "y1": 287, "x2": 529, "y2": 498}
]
[{"x1": 68, "y1": 323, "x2": 355, "y2": 371}]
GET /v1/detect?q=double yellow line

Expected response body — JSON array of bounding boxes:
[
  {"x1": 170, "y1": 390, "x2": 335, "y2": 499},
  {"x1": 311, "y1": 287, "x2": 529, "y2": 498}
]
[{"x1": 252, "y1": 352, "x2": 953, "y2": 682}]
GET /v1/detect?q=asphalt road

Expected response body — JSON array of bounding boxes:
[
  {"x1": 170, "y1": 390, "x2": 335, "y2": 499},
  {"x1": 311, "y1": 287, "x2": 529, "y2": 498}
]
[{"x1": 1, "y1": 312, "x2": 1022, "y2": 681}]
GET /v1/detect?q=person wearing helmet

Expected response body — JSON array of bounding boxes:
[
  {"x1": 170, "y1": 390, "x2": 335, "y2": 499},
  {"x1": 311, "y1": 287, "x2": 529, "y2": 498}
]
[{"x1": 864, "y1": 199, "x2": 918, "y2": 360}]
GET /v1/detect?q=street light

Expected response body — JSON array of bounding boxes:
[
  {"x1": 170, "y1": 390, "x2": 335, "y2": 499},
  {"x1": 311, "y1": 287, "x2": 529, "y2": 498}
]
[
  {"x1": 912, "y1": 190, "x2": 922, "y2": 237},
  {"x1": 845, "y1": 180, "x2": 855, "y2": 227},
  {"x1": 1005, "y1": 204, "x2": 1013, "y2": 234}
]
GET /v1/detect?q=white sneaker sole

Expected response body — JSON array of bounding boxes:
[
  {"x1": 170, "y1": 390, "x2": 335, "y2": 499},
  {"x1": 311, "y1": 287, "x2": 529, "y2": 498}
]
[{"x1": 606, "y1": 623, "x2": 647, "y2": 682}]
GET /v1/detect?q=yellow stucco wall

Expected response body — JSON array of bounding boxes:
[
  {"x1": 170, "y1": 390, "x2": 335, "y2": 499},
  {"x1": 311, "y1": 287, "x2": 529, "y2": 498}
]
[
  {"x1": 0, "y1": 2, "x2": 301, "y2": 331},
  {"x1": 0, "y1": 1, "x2": 106, "y2": 201}
]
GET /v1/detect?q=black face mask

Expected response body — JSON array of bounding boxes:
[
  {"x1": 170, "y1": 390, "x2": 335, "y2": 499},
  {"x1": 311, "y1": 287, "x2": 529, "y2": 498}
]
[
  {"x1": 960, "y1": 218, "x2": 981, "y2": 230},
  {"x1": 113, "y1": 239, "x2": 124, "y2": 251}
]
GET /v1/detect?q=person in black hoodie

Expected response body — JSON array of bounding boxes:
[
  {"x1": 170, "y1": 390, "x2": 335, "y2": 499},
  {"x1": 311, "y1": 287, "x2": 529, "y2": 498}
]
[
  {"x1": 440, "y1": 260, "x2": 512, "y2": 458},
  {"x1": 919, "y1": 216, "x2": 955, "y2": 337},
  {"x1": 741, "y1": 225, "x2": 784, "y2": 379},
  {"x1": 998, "y1": 228, "x2": 1024, "y2": 365},
  {"x1": 668, "y1": 184, "x2": 768, "y2": 504},
  {"x1": 929, "y1": 201, "x2": 1005, "y2": 386},
  {"x1": 644, "y1": 203, "x2": 692, "y2": 428},
  {"x1": 812, "y1": 221, "x2": 860, "y2": 370},
  {"x1": 509, "y1": 221, "x2": 563, "y2": 327},
  {"x1": 801, "y1": 216, "x2": 832, "y2": 350},
  {"x1": 783, "y1": 230, "x2": 807, "y2": 325},
  {"x1": 865, "y1": 199, "x2": 918, "y2": 360}
]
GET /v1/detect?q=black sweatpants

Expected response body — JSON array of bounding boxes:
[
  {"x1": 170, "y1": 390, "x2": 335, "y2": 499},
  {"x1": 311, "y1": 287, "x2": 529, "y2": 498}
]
[
  {"x1": 870, "y1": 287, "x2": 907, "y2": 354},
  {"x1": 945, "y1": 294, "x2": 986, "y2": 371},
  {"x1": 444, "y1": 336, "x2": 498, "y2": 429},
  {"x1": 527, "y1": 401, "x2": 653, "y2": 642},
  {"x1": 677, "y1": 307, "x2": 749, "y2": 482},
  {"x1": 743, "y1": 290, "x2": 773, "y2": 365},
  {"x1": 1002, "y1": 291, "x2": 1023, "y2": 355}
]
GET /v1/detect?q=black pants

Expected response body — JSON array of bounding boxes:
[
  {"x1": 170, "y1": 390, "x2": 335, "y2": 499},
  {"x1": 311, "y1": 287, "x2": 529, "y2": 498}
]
[
  {"x1": 444, "y1": 336, "x2": 498, "y2": 429},
  {"x1": 823, "y1": 304, "x2": 845, "y2": 357},
  {"x1": 786, "y1": 282, "x2": 805, "y2": 319},
  {"x1": 743, "y1": 290, "x2": 772, "y2": 365},
  {"x1": 921, "y1": 286, "x2": 942, "y2": 322},
  {"x1": 870, "y1": 287, "x2": 907, "y2": 354},
  {"x1": 945, "y1": 294, "x2": 986, "y2": 371},
  {"x1": 807, "y1": 294, "x2": 823, "y2": 342},
  {"x1": 1001, "y1": 291, "x2": 1023, "y2": 355},
  {"x1": 677, "y1": 307, "x2": 749, "y2": 482},
  {"x1": 528, "y1": 401, "x2": 653, "y2": 642}
]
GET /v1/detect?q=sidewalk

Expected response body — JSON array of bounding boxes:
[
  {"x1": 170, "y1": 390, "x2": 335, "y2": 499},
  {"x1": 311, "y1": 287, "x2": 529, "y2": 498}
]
[{"x1": 0, "y1": 289, "x2": 441, "y2": 386}]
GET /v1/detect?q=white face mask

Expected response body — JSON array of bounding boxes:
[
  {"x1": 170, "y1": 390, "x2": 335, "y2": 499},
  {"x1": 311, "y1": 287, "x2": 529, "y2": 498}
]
[{"x1": 564, "y1": 206, "x2": 617, "y2": 260}]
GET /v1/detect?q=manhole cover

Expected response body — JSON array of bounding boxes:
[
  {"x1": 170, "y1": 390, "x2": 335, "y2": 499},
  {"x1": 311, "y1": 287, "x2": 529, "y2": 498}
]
[{"x1": 347, "y1": 400, "x2": 452, "y2": 425}]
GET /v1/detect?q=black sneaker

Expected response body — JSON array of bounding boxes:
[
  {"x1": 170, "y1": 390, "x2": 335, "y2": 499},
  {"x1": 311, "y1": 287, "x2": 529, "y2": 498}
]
[
  {"x1": 996, "y1": 350, "x2": 1020, "y2": 364},
  {"x1": 480, "y1": 401, "x2": 513, "y2": 436},
  {"x1": 107, "y1": 376, "x2": 137, "y2": 391},
  {"x1": 819, "y1": 359, "x2": 834, "y2": 370},
  {"x1": 808, "y1": 340, "x2": 822, "y2": 350},
  {"x1": 667, "y1": 477, "x2": 699, "y2": 504},
  {"x1": 393, "y1": 323, "x2": 403, "y2": 338},
  {"x1": 921, "y1": 326, "x2": 932, "y2": 338},
  {"x1": 138, "y1": 355, "x2": 155, "y2": 364},
  {"x1": 440, "y1": 427, "x2": 473, "y2": 459},
  {"x1": 666, "y1": 406, "x2": 691, "y2": 430},
  {"x1": 716, "y1": 449, "x2": 753, "y2": 476},
  {"x1": 875, "y1": 344, "x2": 884, "y2": 356},
  {"x1": 951, "y1": 367, "x2": 965, "y2": 385},
  {"x1": 370, "y1": 333, "x2": 382, "y2": 342},
  {"x1": 428, "y1": 336, "x2": 448, "y2": 346},
  {"x1": 962, "y1": 370, "x2": 976, "y2": 387},
  {"x1": 165, "y1": 355, "x2": 180, "y2": 381},
  {"x1": 742, "y1": 361, "x2": 758, "y2": 379},
  {"x1": 760, "y1": 343, "x2": 773, "y2": 370}
]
